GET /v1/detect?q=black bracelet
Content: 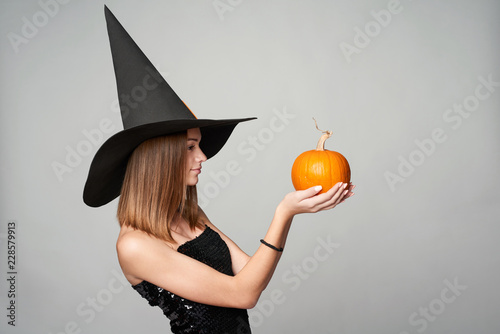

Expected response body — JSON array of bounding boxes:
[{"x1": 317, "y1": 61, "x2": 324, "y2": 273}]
[{"x1": 260, "y1": 239, "x2": 284, "y2": 252}]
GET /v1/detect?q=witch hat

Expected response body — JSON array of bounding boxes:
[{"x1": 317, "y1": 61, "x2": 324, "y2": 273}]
[{"x1": 83, "y1": 6, "x2": 255, "y2": 207}]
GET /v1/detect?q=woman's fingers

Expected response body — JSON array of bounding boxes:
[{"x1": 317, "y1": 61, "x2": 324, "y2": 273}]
[
  {"x1": 314, "y1": 183, "x2": 355, "y2": 211},
  {"x1": 286, "y1": 182, "x2": 355, "y2": 215},
  {"x1": 339, "y1": 190, "x2": 355, "y2": 204},
  {"x1": 295, "y1": 185, "x2": 324, "y2": 201},
  {"x1": 319, "y1": 188, "x2": 346, "y2": 210},
  {"x1": 327, "y1": 182, "x2": 348, "y2": 202},
  {"x1": 298, "y1": 183, "x2": 343, "y2": 212},
  {"x1": 309, "y1": 182, "x2": 344, "y2": 202},
  {"x1": 337, "y1": 183, "x2": 355, "y2": 202}
]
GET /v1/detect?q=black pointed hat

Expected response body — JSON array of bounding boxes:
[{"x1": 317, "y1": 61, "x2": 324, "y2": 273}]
[{"x1": 83, "y1": 6, "x2": 255, "y2": 207}]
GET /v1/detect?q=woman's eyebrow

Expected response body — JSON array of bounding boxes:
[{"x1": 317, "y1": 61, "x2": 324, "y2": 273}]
[{"x1": 187, "y1": 138, "x2": 199, "y2": 142}]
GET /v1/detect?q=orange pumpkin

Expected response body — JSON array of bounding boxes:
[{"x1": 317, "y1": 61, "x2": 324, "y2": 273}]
[{"x1": 291, "y1": 120, "x2": 350, "y2": 194}]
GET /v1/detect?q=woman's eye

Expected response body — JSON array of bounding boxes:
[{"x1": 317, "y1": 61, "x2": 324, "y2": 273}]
[{"x1": 188, "y1": 145, "x2": 195, "y2": 151}]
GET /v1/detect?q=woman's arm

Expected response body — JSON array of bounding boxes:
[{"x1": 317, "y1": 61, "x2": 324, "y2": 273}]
[
  {"x1": 235, "y1": 182, "x2": 353, "y2": 300},
  {"x1": 117, "y1": 182, "x2": 354, "y2": 309}
]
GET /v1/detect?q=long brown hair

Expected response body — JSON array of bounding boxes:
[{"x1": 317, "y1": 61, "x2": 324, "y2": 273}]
[{"x1": 117, "y1": 131, "x2": 202, "y2": 241}]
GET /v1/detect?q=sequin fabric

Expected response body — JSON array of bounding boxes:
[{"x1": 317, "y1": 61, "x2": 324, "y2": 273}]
[{"x1": 132, "y1": 226, "x2": 251, "y2": 334}]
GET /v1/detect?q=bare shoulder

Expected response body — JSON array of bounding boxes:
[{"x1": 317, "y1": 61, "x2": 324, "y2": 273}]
[
  {"x1": 117, "y1": 227, "x2": 145, "y2": 251},
  {"x1": 116, "y1": 228, "x2": 170, "y2": 264},
  {"x1": 116, "y1": 227, "x2": 175, "y2": 285}
]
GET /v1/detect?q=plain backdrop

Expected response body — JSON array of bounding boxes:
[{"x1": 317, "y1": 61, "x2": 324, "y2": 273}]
[{"x1": 1, "y1": 0, "x2": 499, "y2": 333}]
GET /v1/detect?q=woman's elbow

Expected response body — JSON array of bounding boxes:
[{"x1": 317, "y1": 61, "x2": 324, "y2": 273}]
[
  {"x1": 230, "y1": 276, "x2": 262, "y2": 309},
  {"x1": 236, "y1": 290, "x2": 261, "y2": 309}
]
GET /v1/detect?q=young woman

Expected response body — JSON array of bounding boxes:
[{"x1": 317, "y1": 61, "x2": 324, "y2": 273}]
[
  {"x1": 113, "y1": 128, "x2": 354, "y2": 333},
  {"x1": 83, "y1": 7, "x2": 355, "y2": 333}
]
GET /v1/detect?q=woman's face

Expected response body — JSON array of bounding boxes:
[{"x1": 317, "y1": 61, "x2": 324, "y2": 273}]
[{"x1": 186, "y1": 128, "x2": 207, "y2": 186}]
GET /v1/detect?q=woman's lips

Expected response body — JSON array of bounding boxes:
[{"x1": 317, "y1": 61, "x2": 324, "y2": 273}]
[{"x1": 191, "y1": 168, "x2": 202, "y2": 174}]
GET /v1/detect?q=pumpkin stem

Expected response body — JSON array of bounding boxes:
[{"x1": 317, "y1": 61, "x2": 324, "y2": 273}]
[{"x1": 313, "y1": 118, "x2": 332, "y2": 151}]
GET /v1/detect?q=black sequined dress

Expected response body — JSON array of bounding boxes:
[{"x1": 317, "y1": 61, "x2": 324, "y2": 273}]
[{"x1": 132, "y1": 226, "x2": 251, "y2": 334}]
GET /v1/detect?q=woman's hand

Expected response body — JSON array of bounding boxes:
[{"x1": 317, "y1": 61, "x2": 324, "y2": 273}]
[{"x1": 278, "y1": 182, "x2": 355, "y2": 219}]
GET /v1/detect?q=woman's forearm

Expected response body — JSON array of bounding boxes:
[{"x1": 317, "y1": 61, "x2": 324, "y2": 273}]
[
  {"x1": 260, "y1": 210, "x2": 293, "y2": 289},
  {"x1": 234, "y1": 204, "x2": 294, "y2": 306},
  {"x1": 232, "y1": 183, "x2": 352, "y2": 308}
]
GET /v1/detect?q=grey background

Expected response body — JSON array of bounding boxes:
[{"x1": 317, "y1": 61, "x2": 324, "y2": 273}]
[{"x1": 1, "y1": 0, "x2": 499, "y2": 333}]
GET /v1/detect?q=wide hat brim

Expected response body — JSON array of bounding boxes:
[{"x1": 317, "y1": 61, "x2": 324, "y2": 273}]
[{"x1": 83, "y1": 117, "x2": 255, "y2": 207}]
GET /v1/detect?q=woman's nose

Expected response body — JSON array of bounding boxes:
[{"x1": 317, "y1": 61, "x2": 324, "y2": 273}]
[{"x1": 197, "y1": 148, "x2": 207, "y2": 162}]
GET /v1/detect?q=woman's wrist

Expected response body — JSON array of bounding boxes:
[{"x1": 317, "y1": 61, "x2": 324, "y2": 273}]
[{"x1": 275, "y1": 202, "x2": 295, "y2": 225}]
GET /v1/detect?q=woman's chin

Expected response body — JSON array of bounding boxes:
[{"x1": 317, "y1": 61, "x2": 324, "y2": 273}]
[{"x1": 187, "y1": 176, "x2": 199, "y2": 186}]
